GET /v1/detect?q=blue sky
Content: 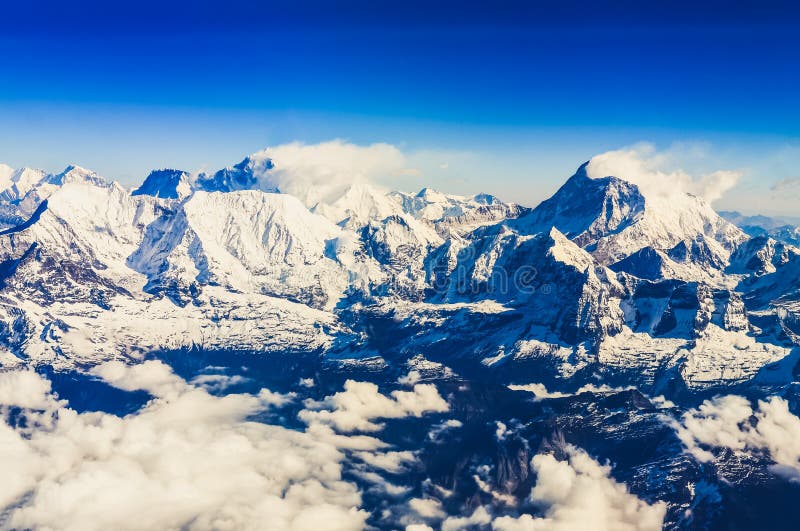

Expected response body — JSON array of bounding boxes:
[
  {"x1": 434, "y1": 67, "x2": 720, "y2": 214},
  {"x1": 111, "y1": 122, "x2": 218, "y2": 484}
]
[{"x1": 1, "y1": 0, "x2": 799, "y2": 213}]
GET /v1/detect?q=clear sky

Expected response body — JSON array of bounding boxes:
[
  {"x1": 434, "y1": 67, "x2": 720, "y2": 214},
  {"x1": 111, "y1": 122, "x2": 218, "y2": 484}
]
[{"x1": 1, "y1": 0, "x2": 798, "y2": 214}]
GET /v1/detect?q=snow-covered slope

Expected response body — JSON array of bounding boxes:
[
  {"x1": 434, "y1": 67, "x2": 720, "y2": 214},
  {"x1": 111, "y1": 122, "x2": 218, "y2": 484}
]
[
  {"x1": 0, "y1": 152, "x2": 798, "y2": 394},
  {"x1": 0, "y1": 164, "x2": 111, "y2": 230},
  {"x1": 131, "y1": 190, "x2": 353, "y2": 309},
  {"x1": 390, "y1": 188, "x2": 529, "y2": 237},
  {"x1": 516, "y1": 162, "x2": 746, "y2": 284},
  {"x1": 0, "y1": 175, "x2": 355, "y2": 366}
]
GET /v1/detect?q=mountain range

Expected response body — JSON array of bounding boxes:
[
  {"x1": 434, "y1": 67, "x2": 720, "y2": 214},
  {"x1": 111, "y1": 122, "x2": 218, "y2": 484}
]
[
  {"x1": 4, "y1": 151, "x2": 800, "y2": 530},
  {"x1": 1, "y1": 152, "x2": 799, "y2": 398}
]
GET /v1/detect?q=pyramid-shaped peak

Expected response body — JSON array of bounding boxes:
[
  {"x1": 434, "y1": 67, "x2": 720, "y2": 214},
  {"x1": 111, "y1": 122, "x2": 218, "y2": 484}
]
[{"x1": 133, "y1": 169, "x2": 192, "y2": 200}]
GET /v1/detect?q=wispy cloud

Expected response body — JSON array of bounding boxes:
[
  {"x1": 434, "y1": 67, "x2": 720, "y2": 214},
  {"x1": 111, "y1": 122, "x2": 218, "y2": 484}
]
[{"x1": 587, "y1": 142, "x2": 741, "y2": 203}]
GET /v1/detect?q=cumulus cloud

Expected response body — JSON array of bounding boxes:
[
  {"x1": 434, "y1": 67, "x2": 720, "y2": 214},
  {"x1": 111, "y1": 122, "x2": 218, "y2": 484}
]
[
  {"x1": 90, "y1": 359, "x2": 188, "y2": 397},
  {"x1": 298, "y1": 380, "x2": 449, "y2": 433},
  {"x1": 442, "y1": 507, "x2": 493, "y2": 531},
  {"x1": 586, "y1": 143, "x2": 740, "y2": 203},
  {"x1": 395, "y1": 445, "x2": 664, "y2": 531},
  {"x1": 398, "y1": 370, "x2": 422, "y2": 385},
  {"x1": 0, "y1": 362, "x2": 448, "y2": 531},
  {"x1": 354, "y1": 450, "x2": 417, "y2": 474},
  {"x1": 408, "y1": 497, "x2": 447, "y2": 520},
  {"x1": 0, "y1": 370, "x2": 61, "y2": 410},
  {"x1": 250, "y1": 140, "x2": 411, "y2": 208},
  {"x1": 671, "y1": 394, "x2": 800, "y2": 481},
  {"x1": 491, "y1": 446, "x2": 666, "y2": 531},
  {"x1": 0, "y1": 362, "x2": 366, "y2": 531}
]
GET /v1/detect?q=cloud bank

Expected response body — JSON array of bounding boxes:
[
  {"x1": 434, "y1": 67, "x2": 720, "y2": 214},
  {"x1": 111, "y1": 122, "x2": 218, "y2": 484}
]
[
  {"x1": 586, "y1": 143, "x2": 740, "y2": 203},
  {"x1": 0, "y1": 362, "x2": 451, "y2": 531}
]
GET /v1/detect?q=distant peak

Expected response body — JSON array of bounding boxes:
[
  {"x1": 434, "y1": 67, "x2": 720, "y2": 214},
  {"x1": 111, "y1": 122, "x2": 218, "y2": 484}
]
[
  {"x1": 472, "y1": 192, "x2": 497, "y2": 205},
  {"x1": 52, "y1": 164, "x2": 109, "y2": 188},
  {"x1": 194, "y1": 154, "x2": 278, "y2": 194},
  {"x1": 60, "y1": 164, "x2": 93, "y2": 176},
  {"x1": 133, "y1": 169, "x2": 191, "y2": 200},
  {"x1": 415, "y1": 187, "x2": 448, "y2": 202}
]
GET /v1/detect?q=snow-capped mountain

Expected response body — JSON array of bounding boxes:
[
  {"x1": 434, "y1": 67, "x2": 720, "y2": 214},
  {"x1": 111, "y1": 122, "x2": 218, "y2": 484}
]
[
  {"x1": 0, "y1": 152, "x2": 798, "y2": 395},
  {"x1": 389, "y1": 187, "x2": 530, "y2": 237},
  {"x1": 132, "y1": 169, "x2": 193, "y2": 200},
  {"x1": 5, "y1": 150, "x2": 800, "y2": 531},
  {"x1": 517, "y1": 162, "x2": 746, "y2": 283},
  {"x1": 0, "y1": 164, "x2": 107, "y2": 230}
]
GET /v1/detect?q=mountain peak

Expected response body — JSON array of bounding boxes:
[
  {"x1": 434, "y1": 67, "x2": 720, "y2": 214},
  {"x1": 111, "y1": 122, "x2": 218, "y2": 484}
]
[
  {"x1": 516, "y1": 163, "x2": 746, "y2": 275},
  {"x1": 520, "y1": 163, "x2": 646, "y2": 244},
  {"x1": 194, "y1": 156, "x2": 278, "y2": 193},
  {"x1": 415, "y1": 187, "x2": 450, "y2": 201},
  {"x1": 133, "y1": 169, "x2": 192, "y2": 200},
  {"x1": 53, "y1": 165, "x2": 108, "y2": 187}
]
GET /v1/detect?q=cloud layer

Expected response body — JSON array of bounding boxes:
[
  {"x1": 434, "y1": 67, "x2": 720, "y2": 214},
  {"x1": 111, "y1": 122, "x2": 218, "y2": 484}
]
[{"x1": 0, "y1": 361, "x2": 451, "y2": 531}]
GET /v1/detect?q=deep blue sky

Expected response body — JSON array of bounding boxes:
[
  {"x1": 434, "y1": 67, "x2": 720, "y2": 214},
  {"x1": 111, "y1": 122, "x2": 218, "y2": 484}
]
[{"x1": 1, "y1": 0, "x2": 799, "y2": 212}]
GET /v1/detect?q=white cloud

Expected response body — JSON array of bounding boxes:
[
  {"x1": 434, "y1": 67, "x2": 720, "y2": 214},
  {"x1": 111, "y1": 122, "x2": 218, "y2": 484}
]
[
  {"x1": 250, "y1": 140, "x2": 411, "y2": 208},
  {"x1": 1, "y1": 365, "x2": 367, "y2": 531},
  {"x1": 586, "y1": 143, "x2": 740, "y2": 203},
  {"x1": 0, "y1": 370, "x2": 61, "y2": 410},
  {"x1": 298, "y1": 380, "x2": 449, "y2": 433},
  {"x1": 491, "y1": 446, "x2": 666, "y2": 531},
  {"x1": 408, "y1": 497, "x2": 447, "y2": 519},
  {"x1": 90, "y1": 359, "x2": 187, "y2": 398},
  {"x1": 398, "y1": 370, "x2": 422, "y2": 385},
  {"x1": 354, "y1": 450, "x2": 417, "y2": 474},
  {"x1": 393, "y1": 445, "x2": 664, "y2": 531},
  {"x1": 507, "y1": 382, "x2": 633, "y2": 401},
  {"x1": 670, "y1": 394, "x2": 800, "y2": 481},
  {"x1": 0, "y1": 362, "x2": 453, "y2": 531},
  {"x1": 190, "y1": 373, "x2": 250, "y2": 392},
  {"x1": 442, "y1": 507, "x2": 493, "y2": 531},
  {"x1": 427, "y1": 419, "x2": 463, "y2": 442}
]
